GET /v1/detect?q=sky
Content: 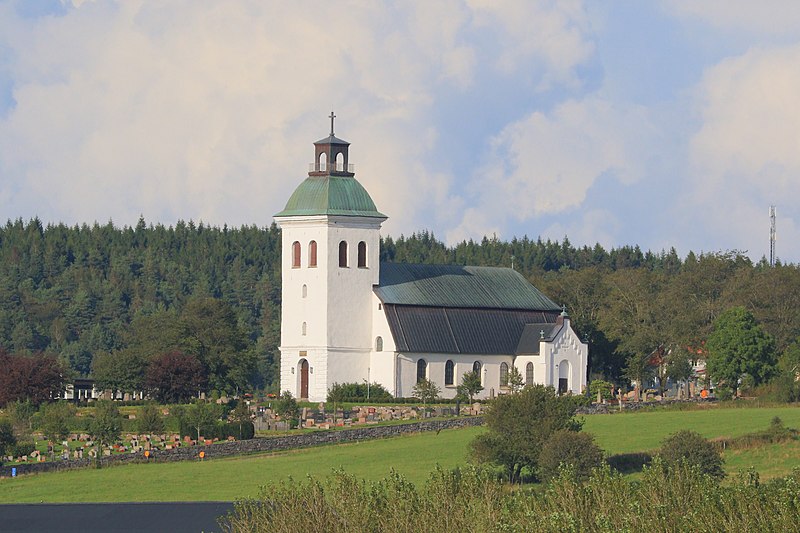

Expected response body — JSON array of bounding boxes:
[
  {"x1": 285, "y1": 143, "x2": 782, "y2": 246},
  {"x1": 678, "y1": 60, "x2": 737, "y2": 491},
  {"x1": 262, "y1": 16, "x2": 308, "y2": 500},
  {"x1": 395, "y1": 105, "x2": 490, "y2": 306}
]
[{"x1": 2, "y1": 1, "x2": 800, "y2": 263}]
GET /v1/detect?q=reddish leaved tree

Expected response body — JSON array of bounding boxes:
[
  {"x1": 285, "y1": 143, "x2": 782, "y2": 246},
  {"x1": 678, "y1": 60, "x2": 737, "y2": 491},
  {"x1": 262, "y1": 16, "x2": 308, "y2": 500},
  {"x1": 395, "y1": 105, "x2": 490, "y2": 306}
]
[
  {"x1": 145, "y1": 350, "x2": 207, "y2": 403},
  {"x1": 0, "y1": 349, "x2": 66, "y2": 406}
]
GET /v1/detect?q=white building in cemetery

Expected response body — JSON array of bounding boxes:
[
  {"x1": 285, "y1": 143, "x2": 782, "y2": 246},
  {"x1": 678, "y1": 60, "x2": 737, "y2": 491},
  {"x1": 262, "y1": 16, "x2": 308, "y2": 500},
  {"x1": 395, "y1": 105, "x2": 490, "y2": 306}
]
[{"x1": 276, "y1": 120, "x2": 587, "y2": 402}]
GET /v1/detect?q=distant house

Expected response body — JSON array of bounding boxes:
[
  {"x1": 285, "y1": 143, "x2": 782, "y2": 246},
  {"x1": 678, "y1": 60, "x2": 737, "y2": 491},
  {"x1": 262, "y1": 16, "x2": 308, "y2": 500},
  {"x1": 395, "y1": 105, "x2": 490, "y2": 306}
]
[{"x1": 275, "y1": 123, "x2": 587, "y2": 402}]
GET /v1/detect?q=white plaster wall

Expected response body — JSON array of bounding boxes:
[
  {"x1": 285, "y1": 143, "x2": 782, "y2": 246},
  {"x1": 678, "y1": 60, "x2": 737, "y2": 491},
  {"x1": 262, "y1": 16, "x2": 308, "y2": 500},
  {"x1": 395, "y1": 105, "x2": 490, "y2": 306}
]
[
  {"x1": 396, "y1": 353, "x2": 513, "y2": 399},
  {"x1": 541, "y1": 319, "x2": 588, "y2": 394},
  {"x1": 277, "y1": 214, "x2": 384, "y2": 401},
  {"x1": 369, "y1": 293, "x2": 397, "y2": 394}
]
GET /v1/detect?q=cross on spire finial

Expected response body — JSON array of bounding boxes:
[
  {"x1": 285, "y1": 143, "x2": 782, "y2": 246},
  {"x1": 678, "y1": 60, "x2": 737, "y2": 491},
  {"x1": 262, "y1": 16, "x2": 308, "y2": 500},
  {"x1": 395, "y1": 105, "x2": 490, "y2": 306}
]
[{"x1": 329, "y1": 111, "x2": 336, "y2": 136}]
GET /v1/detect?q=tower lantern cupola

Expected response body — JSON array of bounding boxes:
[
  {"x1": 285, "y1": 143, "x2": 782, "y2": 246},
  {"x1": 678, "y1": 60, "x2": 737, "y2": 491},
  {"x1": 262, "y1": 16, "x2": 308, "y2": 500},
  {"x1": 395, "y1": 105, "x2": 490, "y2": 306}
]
[{"x1": 310, "y1": 111, "x2": 354, "y2": 177}]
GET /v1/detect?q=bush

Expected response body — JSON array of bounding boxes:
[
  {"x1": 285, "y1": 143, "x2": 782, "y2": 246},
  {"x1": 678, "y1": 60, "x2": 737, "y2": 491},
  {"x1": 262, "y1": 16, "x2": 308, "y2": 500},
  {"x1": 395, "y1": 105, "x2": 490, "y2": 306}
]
[
  {"x1": 137, "y1": 404, "x2": 166, "y2": 435},
  {"x1": 538, "y1": 430, "x2": 605, "y2": 481},
  {"x1": 37, "y1": 402, "x2": 75, "y2": 443},
  {"x1": 470, "y1": 384, "x2": 583, "y2": 482},
  {"x1": 658, "y1": 430, "x2": 725, "y2": 480},
  {"x1": 589, "y1": 380, "x2": 615, "y2": 401},
  {"x1": 90, "y1": 401, "x2": 124, "y2": 446},
  {"x1": 0, "y1": 419, "x2": 16, "y2": 457},
  {"x1": 327, "y1": 382, "x2": 393, "y2": 403},
  {"x1": 11, "y1": 441, "x2": 35, "y2": 458},
  {"x1": 178, "y1": 420, "x2": 254, "y2": 441}
]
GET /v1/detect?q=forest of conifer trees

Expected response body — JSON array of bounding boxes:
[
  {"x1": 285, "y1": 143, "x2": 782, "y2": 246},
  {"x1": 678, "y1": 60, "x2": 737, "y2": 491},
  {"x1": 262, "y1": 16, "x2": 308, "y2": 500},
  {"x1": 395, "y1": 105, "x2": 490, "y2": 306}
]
[{"x1": 1, "y1": 218, "x2": 799, "y2": 399}]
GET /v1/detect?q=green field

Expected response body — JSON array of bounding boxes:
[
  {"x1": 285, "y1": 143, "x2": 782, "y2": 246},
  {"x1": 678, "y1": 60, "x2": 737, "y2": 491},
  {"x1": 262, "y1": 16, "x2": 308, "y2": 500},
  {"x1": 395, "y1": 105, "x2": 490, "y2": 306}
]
[{"x1": 1, "y1": 405, "x2": 798, "y2": 503}]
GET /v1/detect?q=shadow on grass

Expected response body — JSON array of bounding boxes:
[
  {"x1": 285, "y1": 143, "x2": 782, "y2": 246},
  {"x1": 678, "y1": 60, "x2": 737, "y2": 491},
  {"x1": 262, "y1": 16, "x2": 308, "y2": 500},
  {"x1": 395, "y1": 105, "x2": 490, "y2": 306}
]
[{"x1": 607, "y1": 452, "x2": 653, "y2": 474}]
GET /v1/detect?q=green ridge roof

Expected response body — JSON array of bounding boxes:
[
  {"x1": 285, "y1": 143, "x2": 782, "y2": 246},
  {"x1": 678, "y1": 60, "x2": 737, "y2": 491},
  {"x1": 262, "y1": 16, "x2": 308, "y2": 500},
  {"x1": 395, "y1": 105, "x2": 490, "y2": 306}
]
[
  {"x1": 275, "y1": 176, "x2": 386, "y2": 218},
  {"x1": 375, "y1": 263, "x2": 561, "y2": 311}
]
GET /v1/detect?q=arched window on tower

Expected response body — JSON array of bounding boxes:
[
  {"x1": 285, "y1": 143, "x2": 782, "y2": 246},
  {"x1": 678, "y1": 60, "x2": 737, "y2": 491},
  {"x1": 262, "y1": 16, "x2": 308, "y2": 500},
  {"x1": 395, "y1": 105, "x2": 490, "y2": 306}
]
[
  {"x1": 309, "y1": 241, "x2": 317, "y2": 267},
  {"x1": 416, "y1": 359, "x2": 428, "y2": 383},
  {"x1": 339, "y1": 241, "x2": 348, "y2": 267},
  {"x1": 357, "y1": 241, "x2": 367, "y2": 268},
  {"x1": 292, "y1": 241, "x2": 301, "y2": 268},
  {"x1": 302, "y1": 284, "x2": 307, "y2": 298},
  {"x1": 445, "y1": 360, "x2": 454, "y2": 386},
  {"x1": 526, "y1": 362, "x2": 534, "y2": 386},
  {"x1": 375, "y1": 336, "x2": 383, "y2": 351},
  {"x1": 500, "y1": 362, "x2": 509, "y2": 387},
  {"x1": 335, "y1": 152, "x2": 344, "y2": 172},
  {"x1": 318, "y1": 152, "x2": 327, "y2": 172},
  {"x1": 301, "y1": 322, "x2": 307, "y2": 336}
]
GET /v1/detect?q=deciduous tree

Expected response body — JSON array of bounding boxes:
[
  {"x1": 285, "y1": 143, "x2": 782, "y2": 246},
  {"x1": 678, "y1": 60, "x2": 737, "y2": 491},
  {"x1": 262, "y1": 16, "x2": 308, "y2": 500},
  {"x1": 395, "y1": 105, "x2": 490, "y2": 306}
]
[
  {"x1": 38, "y1": 402, "x2": 75, "y2": 443},
  {"x1": 90, "y1": 401, "x2": 123, "y2": 447},
  {"x1": 137, "y1": 403, "x2": 165, "y2": 435},
  {"x1": 457, "y1": 371, "x2": 483, "y2": 403},
  {"x1": 145, "y1": 351, "x2": 207, "y2": 403},
  {"x1": 470, "y1": 384, "x2": 582, "y2": 482},
  {"x1": 706, "y1": 307, "x2": 776, "y2": 395},
  {"x1": 0, "y1": 350, "x2": 65, "y2": 406},
  {"x1": 412, "y1": 378, "x2": 441, "y2": 405}
]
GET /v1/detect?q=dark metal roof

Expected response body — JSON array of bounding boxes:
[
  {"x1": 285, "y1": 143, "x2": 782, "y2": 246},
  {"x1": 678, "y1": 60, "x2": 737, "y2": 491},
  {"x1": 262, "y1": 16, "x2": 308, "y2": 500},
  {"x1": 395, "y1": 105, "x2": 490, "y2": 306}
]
[
  {"x1": 515, "y1": 323, "x2": 562, "y2": 354},
  {"x1": 384, "y1": 304, "x2": 558, "y2": 355},
  {"x1": 376, "y1": 263, "x2": 561, "y2": 310},
  {"x1": 314, "y1": 134, "x2": 350, "y2": 145}
]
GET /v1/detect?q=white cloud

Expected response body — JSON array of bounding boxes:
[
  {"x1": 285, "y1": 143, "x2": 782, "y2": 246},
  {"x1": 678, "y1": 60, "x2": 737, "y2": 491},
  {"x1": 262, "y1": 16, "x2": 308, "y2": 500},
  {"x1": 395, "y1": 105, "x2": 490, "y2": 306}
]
[
  {"x1": 685, "y1": 44, "x2": 800, "y2": 260},
  {"x1": 445, "y1": 95, "x2": 655, "y2": 243},
  {"x1": 665, "y1": 0, "x2": 800, "y2": 35},
  {"x1": 467, "y1": 0, "x2": 593, "y2": 87},
  {"x1": 0, "y1": 0, "x2": 595, "y2": 237}
]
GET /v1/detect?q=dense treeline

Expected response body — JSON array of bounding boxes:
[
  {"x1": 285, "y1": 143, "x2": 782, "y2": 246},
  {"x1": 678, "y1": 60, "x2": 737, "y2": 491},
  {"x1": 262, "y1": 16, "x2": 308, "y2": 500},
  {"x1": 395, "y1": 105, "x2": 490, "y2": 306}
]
[
  {"x1": 0, "y1": 217, "x2": 281, "y2": 393},
  {"x1": 1, "y1": 220, "x2": 799, "y2": 396}
]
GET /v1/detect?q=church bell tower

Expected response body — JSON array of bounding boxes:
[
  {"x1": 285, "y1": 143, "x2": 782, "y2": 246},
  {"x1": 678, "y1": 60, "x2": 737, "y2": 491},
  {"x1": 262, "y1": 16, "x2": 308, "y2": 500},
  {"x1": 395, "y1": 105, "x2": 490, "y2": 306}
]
[{"x1": 274, "y1": 114, "x2": 387, "y2": 401}]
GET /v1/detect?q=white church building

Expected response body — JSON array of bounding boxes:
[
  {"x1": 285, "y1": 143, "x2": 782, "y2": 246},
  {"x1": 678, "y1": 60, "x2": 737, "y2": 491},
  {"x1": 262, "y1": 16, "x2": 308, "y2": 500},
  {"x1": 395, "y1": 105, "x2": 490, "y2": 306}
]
[{"x1": 276, "y1": 121, "x2": 587, "y2": 402}]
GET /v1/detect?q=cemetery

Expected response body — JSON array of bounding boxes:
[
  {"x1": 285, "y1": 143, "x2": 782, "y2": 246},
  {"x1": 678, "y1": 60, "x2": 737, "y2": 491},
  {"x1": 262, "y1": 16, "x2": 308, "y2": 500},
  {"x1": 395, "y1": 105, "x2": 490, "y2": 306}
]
[{"x1": 0, "y1": 399, "x2": 484, "y2": 477}]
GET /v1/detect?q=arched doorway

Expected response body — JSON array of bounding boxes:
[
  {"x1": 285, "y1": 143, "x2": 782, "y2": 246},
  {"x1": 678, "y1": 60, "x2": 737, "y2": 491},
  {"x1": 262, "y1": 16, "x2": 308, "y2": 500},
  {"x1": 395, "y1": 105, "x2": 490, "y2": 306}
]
[
  {"x1": 299, "y1": 359, "x2": 309, "y2": 399},
  {"x1": 558, "y1": 360, "x2": 570, "y2": 395}
]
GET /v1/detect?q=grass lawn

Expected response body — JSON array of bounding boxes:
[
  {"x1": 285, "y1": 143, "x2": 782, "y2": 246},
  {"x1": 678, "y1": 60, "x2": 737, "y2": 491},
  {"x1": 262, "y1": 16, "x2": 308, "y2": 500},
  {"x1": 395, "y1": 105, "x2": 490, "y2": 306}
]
[
  {"x1": 2, "y1": 404, "x2": 799, "y2": 502},
  {"x1": 723, "y1": 439, "x2": 800, "y2": 480},
  {"x1": 0, "y1": 426, "x2": 483, "y2": 503},
  {"x1": 581, "y1": 404, "x2": 800, "y2": 454}
]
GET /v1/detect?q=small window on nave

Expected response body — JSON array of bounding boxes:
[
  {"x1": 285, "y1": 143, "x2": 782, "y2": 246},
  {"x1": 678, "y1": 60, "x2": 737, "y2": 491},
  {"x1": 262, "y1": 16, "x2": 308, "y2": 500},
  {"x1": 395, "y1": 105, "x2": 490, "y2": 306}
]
[
  {"x1": 526, "y1": 362, "x2": 534, "y2": 386},
  {"x1": 416, "y1": 359, "x2": 427, "y2": 384},
  {"x1": 445, "y1": 360, "x2": 454, "y2": 386},
  {"x1": 376, "y1": 336, "x2": 383, "y2": 352},
  {"x1": 500, "y1": 362, "x2": 509, "y2": 387}
]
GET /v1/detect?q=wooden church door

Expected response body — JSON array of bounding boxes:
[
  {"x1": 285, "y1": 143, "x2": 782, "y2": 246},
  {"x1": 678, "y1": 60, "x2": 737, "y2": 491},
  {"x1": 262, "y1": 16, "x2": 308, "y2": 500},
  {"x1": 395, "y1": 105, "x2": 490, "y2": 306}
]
[{"x1": 300, "y1": 359, "x2": 309, "y2": 399}]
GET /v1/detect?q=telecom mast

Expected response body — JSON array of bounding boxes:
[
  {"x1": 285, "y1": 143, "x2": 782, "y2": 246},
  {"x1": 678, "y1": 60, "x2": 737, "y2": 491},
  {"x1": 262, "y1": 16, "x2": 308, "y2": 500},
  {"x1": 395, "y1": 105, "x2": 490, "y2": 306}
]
[{"x1": 769, "y1": 205, "x2": 776, "y2": 267}]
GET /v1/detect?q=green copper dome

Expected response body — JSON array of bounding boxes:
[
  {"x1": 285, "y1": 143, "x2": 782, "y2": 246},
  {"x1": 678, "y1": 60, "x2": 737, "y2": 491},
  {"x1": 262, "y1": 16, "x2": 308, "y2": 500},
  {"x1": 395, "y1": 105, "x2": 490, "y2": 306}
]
[{"x1": 275, "y1": 175, "x2": 386, "y2": 218}]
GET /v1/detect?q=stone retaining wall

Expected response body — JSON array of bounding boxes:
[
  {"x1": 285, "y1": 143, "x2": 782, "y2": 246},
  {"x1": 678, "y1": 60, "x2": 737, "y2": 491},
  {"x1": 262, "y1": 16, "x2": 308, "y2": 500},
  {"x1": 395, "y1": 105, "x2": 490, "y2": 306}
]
[
  {"x1": 0, "y1": 416, "x2": 484, "y2": 478},
  {"x1": 576, "y1": 398, "x2": 717, "y2": 415}
]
